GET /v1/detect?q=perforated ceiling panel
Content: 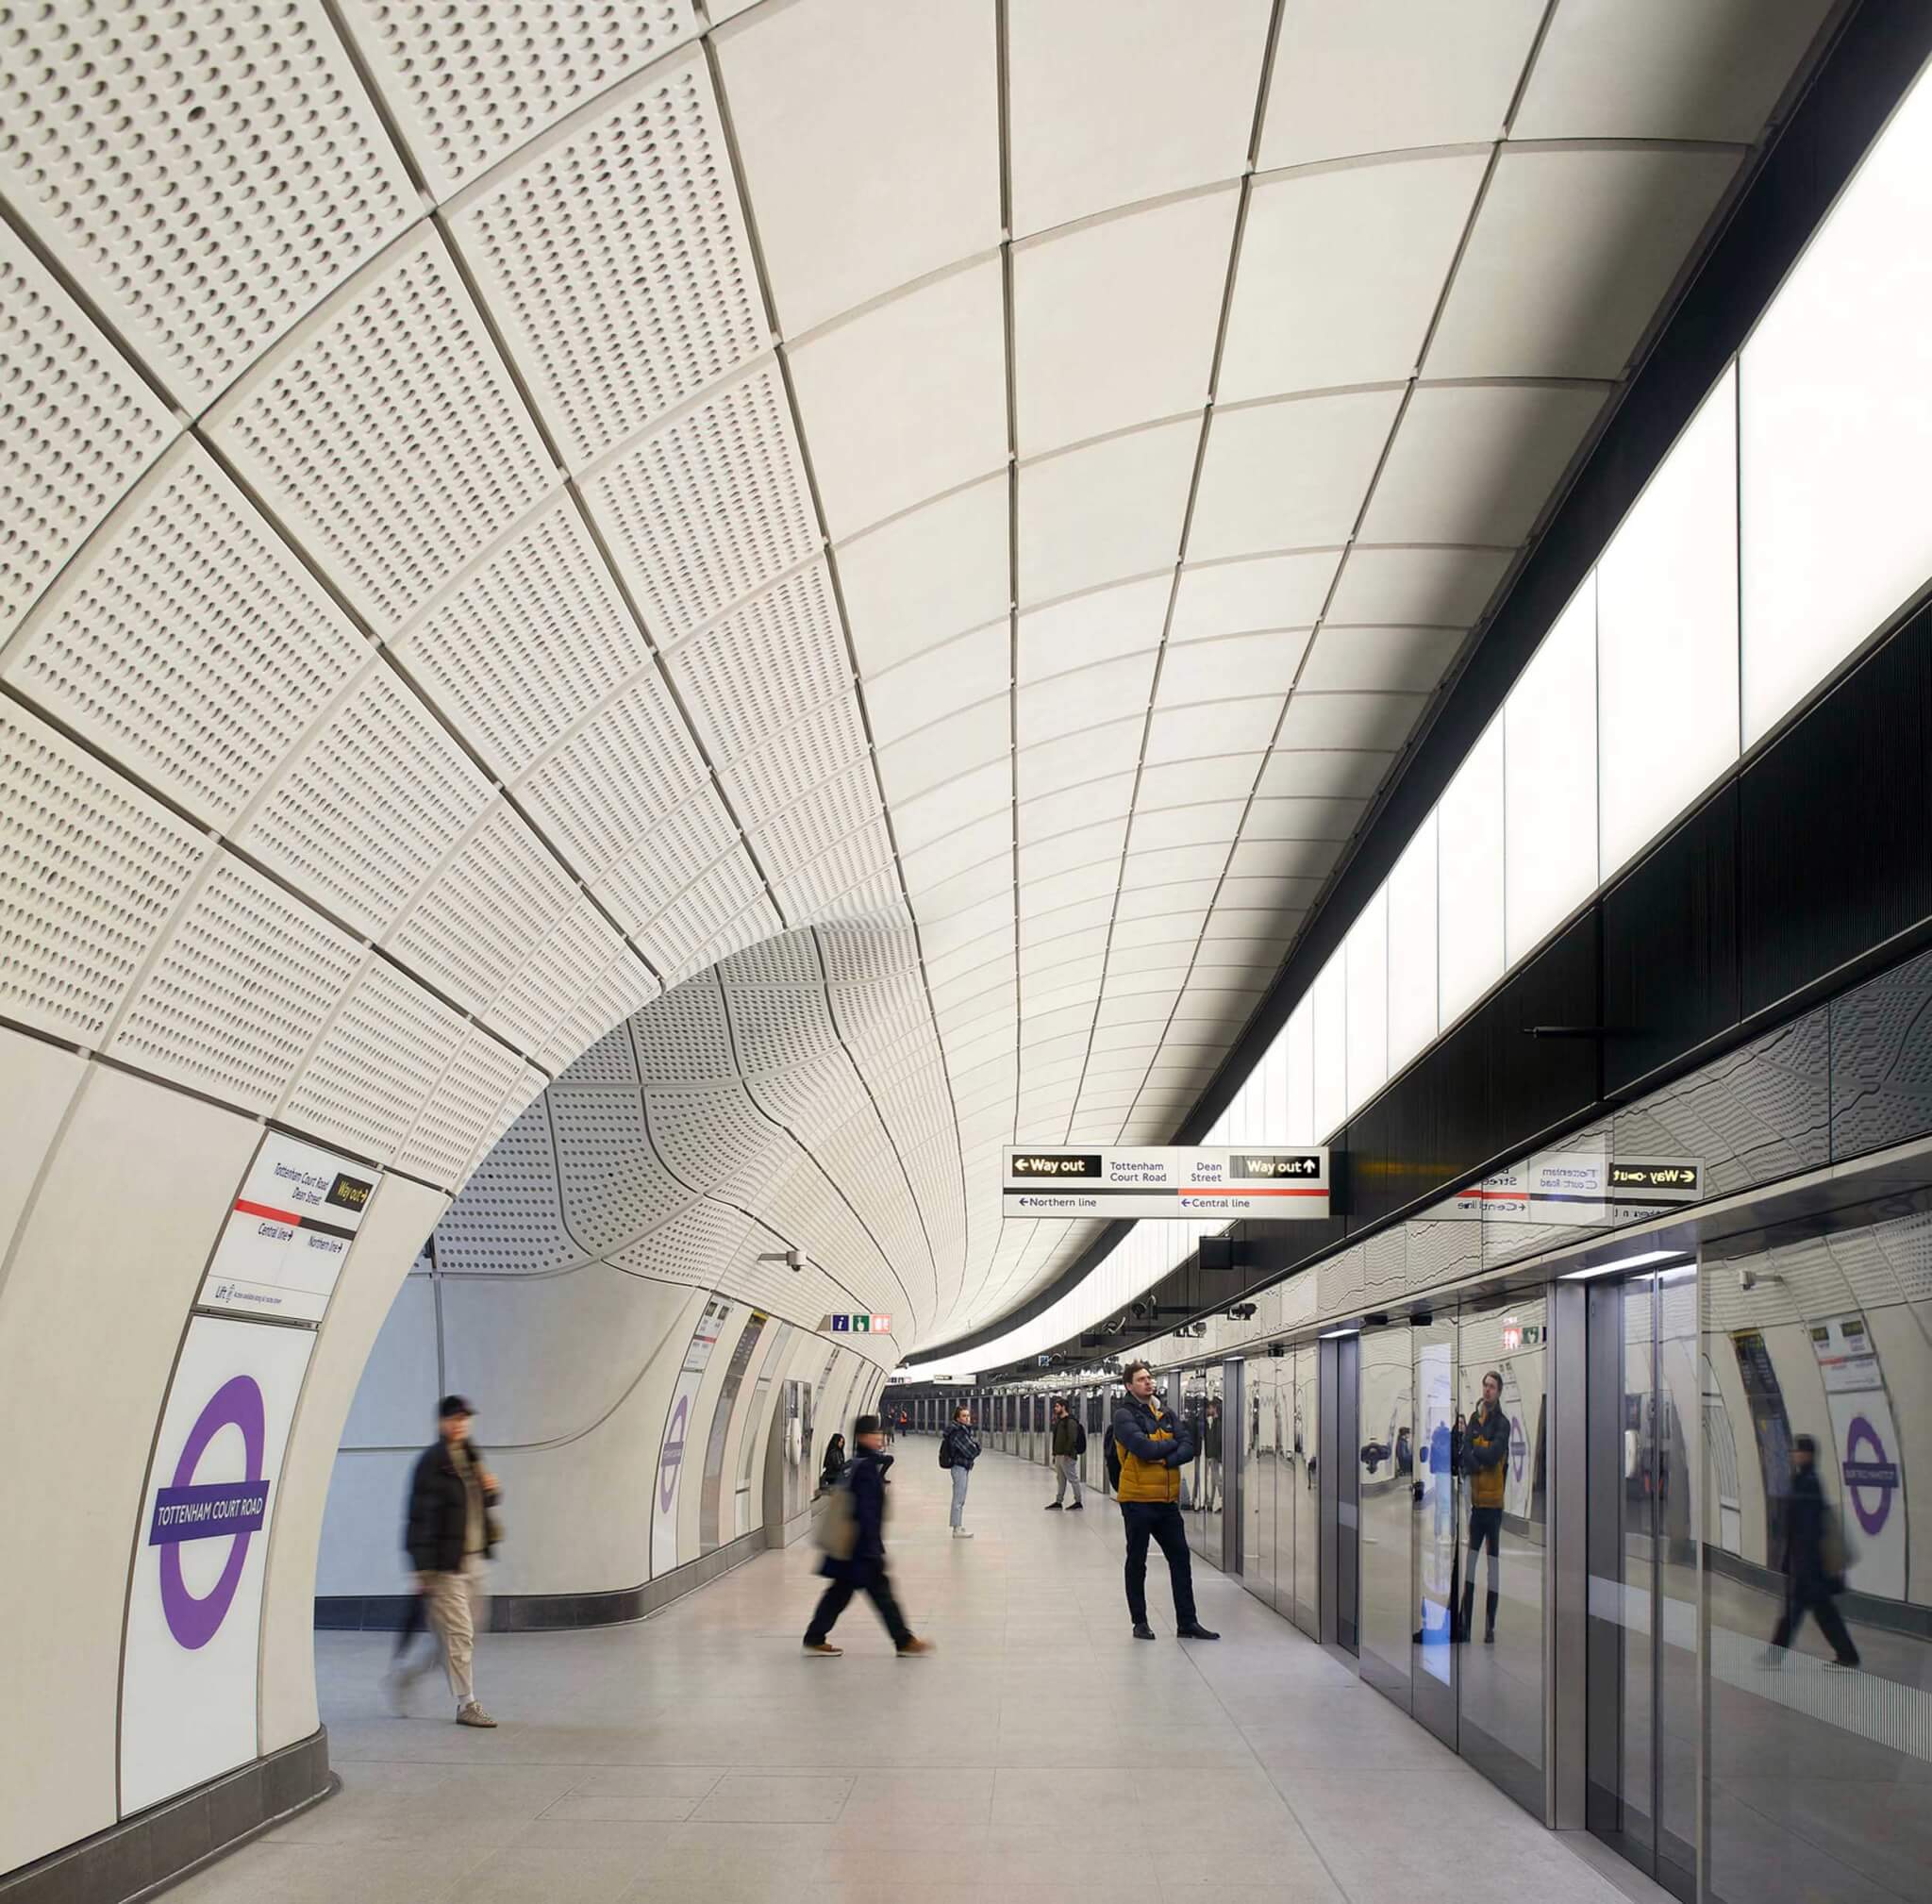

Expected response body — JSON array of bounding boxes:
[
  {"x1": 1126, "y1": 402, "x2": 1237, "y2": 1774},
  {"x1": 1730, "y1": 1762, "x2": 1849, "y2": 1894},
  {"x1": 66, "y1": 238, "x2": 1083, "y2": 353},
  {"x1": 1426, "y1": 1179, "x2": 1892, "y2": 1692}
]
[{"x1": 0, "y1": 1, "x2": 1830, "y2": 1360}]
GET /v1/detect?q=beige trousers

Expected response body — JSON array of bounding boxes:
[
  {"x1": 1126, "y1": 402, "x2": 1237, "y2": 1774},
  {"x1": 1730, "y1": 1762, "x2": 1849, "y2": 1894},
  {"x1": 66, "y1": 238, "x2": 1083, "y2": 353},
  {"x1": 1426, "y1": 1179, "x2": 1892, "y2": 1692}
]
[{"x1": 422, "y1": 1558, "x2": 483, "y2": 1703}]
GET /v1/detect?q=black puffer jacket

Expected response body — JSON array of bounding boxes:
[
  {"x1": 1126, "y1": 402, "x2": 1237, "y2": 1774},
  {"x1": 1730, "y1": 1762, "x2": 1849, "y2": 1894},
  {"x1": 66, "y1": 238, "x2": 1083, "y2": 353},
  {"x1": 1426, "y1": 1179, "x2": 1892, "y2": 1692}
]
[{"x1": 405, "y1": 1438, "x2": 499, "y2": 1574}]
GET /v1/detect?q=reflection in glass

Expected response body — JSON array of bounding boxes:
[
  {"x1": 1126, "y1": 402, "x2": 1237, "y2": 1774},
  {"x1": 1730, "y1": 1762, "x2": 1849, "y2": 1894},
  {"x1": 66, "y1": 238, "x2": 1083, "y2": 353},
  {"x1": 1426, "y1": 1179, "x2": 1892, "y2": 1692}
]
[
  {"x1": 1294, "y1": 1343, "x2": 1320, "y2": 1634},
  {"x1": 1457, "y1": 1294, "x2": 1547, "y2": 1811},
  {"x1": 1358, "y1": 1325, "x2": 1415, "y2": 1709}
]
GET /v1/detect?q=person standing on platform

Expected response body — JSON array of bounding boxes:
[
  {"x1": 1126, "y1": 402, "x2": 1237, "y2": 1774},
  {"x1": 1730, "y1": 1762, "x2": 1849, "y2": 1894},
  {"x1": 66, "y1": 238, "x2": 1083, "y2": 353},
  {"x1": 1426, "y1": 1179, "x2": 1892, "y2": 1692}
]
[
  {"x1": 1201, "y1": 1398, "x2": 1224, "y2": 1512},
  {"x1": 1459, "y1": 1372, "x2": 1509, "y2": 1645},
  {"x1": 396, "y1": 1395, "x2": 501, "y2": 1727},
  {"x1": 1046, "y1": 1398, "x2": 1085, "y2": 1510},
  {"x1": 941, "y1": 1403, "x2": 981, "y2": 1536},
  {"x1": 804, "y1": 1414, "x2": 932, "y2": 1657},
  {"x1": 1766, "y1": 1434, "x2": 1861, "y2": 1667},
  {"x1": 1110, "y1": 1363, "x2": 1219, "y2": 1642}
]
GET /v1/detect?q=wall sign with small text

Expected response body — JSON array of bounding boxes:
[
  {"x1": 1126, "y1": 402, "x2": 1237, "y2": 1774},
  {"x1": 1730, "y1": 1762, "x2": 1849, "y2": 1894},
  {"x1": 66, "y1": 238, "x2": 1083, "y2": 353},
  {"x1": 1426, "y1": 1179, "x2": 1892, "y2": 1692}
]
[
  {"x1": 1002, "y1": 1145, "x2": 1330, "y2": 1220},
  {"x1": 198, "y1": 1131, "x2": 377, "y2": 1323}
]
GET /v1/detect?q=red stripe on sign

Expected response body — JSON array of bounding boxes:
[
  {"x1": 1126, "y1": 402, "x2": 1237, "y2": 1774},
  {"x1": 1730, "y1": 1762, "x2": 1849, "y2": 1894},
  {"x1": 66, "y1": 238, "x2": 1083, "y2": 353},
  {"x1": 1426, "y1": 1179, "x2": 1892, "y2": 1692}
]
[
  {"x1": 1178, "y1": 1185, "x2": 1326, "y2": 1197},
  {"x1": 234, "y1": 1197, "x2": 303, "y2": 1226}
]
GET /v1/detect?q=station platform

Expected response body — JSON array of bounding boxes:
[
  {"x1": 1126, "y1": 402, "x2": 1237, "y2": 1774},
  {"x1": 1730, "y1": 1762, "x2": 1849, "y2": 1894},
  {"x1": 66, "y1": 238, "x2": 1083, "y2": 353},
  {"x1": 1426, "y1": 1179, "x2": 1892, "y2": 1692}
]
[{"x1": 167, "y1": 1451, "x2": 1660, "y2": 1904}]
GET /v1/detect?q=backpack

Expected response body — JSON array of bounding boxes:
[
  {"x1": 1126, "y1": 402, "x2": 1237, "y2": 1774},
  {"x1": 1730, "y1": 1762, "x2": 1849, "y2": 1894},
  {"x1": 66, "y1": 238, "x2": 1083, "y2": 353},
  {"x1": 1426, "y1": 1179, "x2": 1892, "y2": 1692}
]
[
  {"x1": 816, "y1": 1478, "x2": 857, "y2": 1561},
  {"x1": 938, "y1": 1431, "x2": 954, "y2": 1469},
  {"x1": 1074, "y1": 1420, "x2": 1088, "y2": 1455},
  {"x1": 1103, "y1": 1425, "x2": 1121, "y2": 1490}
]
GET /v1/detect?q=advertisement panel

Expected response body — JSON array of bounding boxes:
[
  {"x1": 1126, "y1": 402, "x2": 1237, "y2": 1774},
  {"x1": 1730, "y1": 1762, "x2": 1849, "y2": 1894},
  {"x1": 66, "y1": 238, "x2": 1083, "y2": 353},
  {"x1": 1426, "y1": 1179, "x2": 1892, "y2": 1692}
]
[
  {"x1": 121, "y1": 1315, "x2": 316, "y2": 1812},
  {"x1": 652, "y1": 1296, "x2": 731, "y2": 1578},
  {"x1": 1808, "y1": 1312, "x2": 1907, "y2": 1597},
  {"x1": 1002, "y1": 1145, "x2": 1329, "y2": 1220},
  {"x1": 198, "y1": 1133, "x2": 377, "y2": 1324}
]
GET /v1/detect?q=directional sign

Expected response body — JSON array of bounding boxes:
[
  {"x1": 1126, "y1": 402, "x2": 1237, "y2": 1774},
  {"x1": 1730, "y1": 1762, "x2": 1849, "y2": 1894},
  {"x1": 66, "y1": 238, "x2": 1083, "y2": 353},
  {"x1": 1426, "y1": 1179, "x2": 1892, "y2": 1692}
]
[{"x1": 1002, "y1": 1145, "x2": 1329, "y2": 1220}]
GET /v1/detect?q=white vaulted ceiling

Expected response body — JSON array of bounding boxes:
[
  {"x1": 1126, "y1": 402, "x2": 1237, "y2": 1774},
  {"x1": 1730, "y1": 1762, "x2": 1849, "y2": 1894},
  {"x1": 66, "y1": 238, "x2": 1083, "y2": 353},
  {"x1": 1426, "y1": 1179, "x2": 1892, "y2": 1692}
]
[{"x1": 0, "y1": 0, "x2": 1832, "y2": 1357}]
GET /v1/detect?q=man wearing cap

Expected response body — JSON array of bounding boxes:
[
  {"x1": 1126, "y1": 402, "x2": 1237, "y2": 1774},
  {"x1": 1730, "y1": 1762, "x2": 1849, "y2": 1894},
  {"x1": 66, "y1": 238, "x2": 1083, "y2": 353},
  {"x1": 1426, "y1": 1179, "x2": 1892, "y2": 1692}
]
[{"x1": 395, "y1": 1395, "x2": 501, "y2": 1727}]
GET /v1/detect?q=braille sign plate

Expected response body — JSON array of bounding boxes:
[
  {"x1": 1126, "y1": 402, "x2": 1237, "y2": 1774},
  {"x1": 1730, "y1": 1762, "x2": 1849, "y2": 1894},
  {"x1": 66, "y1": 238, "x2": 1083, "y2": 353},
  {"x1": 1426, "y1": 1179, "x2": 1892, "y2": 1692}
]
[{"x1": 1003, "y1": 1145, "x2": 1329, "y2": 1220}]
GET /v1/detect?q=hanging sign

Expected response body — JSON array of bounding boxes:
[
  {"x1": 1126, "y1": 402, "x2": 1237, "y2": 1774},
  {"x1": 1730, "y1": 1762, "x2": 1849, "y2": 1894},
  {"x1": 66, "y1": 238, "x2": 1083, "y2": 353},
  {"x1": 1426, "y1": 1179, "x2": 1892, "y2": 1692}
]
[
  {"x1": 1003, "y1": 1145, "x2": 1329, "y2": 1220},
  {"x1": 198, "y1": 1132, "x2": 376, "y2": 1324},
  {"x1": 1453, "y1": 1153, "x2": 1701, "y2": 1226}
]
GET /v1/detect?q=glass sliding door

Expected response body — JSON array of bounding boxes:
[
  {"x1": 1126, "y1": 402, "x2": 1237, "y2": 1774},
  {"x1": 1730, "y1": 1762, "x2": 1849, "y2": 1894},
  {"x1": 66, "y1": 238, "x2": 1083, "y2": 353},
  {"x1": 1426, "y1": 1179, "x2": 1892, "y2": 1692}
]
[
  {"x1": 1412, "y1": 1316, "x2": 1459, "y2": 1746},
  {"x1": 1587, "y1": 1264, "x2": 1698, "y2": 1901},
  {"x1": 1242, "y1": 1355, "x2": 1276, "y2": 1607},
  {"x1": 1200, "y1": 1364, "x2": 1226, "y2": 1568},
  {"x1": 1358, "y1": 1324, "x2": 1415, "y2": 1709},
  {"x1": 1292, "y1": 1343, "x2": 1320, "y2": 1636},
  {"x1": 1457, "y1": 1294, "x2": 1548, "y2": 1813}
]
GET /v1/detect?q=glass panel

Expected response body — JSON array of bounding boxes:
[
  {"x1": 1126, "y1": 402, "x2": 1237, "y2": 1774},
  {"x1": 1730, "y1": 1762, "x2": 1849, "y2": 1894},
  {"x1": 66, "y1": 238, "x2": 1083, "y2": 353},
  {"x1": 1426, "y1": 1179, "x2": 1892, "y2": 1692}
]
[
  {"x1": 1244, "y1": 1356, "x2": 1276, "y2": 1607},
  {"x1": 1413, "y1": 1318, "x2": 1459, "y2": 1746},
  {"x1": 1704, "y1": 1211, "x2": 1932, "y2": 1904},
  {"x1": 1293, "y1": 1343, "x2": 1320, "y2": 1634},
  {"x1": 1457, "y1": 1294, "x2": 1547, "y2": 1810},
  {"x1": 1358, "y1": 1326, "x2": 1415, "y2": 1709}
]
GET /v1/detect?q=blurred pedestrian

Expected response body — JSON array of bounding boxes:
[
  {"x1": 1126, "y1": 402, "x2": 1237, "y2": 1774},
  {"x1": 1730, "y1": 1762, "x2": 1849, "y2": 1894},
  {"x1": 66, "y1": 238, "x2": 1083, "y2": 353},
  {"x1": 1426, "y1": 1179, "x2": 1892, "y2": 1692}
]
[
  {"x1": 1766, "y1": 1434, "x2": 1860, "y2": 1667},
  {"x1": 804, "y1": 1414, "x2": 931, "y2": 1657}
]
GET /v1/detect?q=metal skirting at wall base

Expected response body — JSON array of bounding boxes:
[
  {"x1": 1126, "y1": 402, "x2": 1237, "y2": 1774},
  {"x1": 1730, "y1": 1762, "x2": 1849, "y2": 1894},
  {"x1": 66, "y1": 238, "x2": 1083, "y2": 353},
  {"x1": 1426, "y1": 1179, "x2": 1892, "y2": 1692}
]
[
  {"x1": 0, "y1": 1729, "x2": 331, "y2": 1904},
  {"x1": 316, "y1": 1512, "x2": 824, "y2": 1636}
]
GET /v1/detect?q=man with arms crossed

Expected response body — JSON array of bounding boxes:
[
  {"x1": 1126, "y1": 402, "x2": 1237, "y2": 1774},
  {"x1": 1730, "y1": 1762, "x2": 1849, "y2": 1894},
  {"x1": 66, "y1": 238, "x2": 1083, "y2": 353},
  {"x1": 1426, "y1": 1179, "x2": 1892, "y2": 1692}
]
[{"x1": 1111, "y1": 1363, "x2": 1219, "y2": 1641}]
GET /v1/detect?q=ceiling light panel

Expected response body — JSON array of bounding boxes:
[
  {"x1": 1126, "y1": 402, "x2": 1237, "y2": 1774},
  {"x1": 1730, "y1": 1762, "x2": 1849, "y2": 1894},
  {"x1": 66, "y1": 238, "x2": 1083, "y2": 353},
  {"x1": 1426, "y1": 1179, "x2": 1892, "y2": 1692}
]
[
  {"x1": 583, "y1": 362, "x2": 820, "y2": 643},
  {"x1": 1, "y1": 0, "x2": 418, "y2": 411},
  {"x1": 343, "y1": 2, "x2": 698, "y2": 201},
  {"x1": 1258, "y1": 0, "x2": 1545, "y2": 170},
  {"x1": 1359, "y1": 383, "x2": 1607, "y2": 545},
  {"x1": 1171, "y1": 552, "x2": 1340, "y2": 641},
  {"x1": 0, "y1": 225, "x2": 175, "y2": 642},
  {"x1": 449, "y1": 53, "x2": 768, "y2": 471},
  {"x1": 1424, "y1": 147, "x2": 1740, "y2": 381},
  {"x1": 715, "y1": 0, "x2": 1001, "y2": 336},
  {"x1": 1328, "y1": 545, "x2": 1512, "y2": 626},
  {"x1": 1018, "y1": 417, "x2": 1198, "y2": 606},
  {"x1": 1015, "y1": 715, "x2": 1146, "y2": 801},
  {"x1": 1220, "y1": 153, "x2": 1489, "y2": 400},
  {"x1": 1013, "y1": 188, "x2": 1237, "y2": 456},
  {"x1": 4, "y1": 443, "x2": 369, "y2": 830},
  {"x1": 388, "y1": 497, "x2": 647, "y2": 782},
  {"x1": 1007, "y1": 0, "x2": 1274, "y2": 236},
  {"x1": 208, "y1": 230, "x2": 557, "y2": 636},
  {"x1": 1297, "y1": 625, "x2": 1463, "y2": 694},
  {"x1": 790, "y1": 258, "x2": 1008, "y2": 541},
  {"x1": 838, "y1": 476, "x2": 1010, "y2": 676},
  {"x1": 1510, "y1": 0, "x2": 1835, "y2": 143},
  {"x1": 1191, "y1": 389, "x2": 1404, "y2": 560}
]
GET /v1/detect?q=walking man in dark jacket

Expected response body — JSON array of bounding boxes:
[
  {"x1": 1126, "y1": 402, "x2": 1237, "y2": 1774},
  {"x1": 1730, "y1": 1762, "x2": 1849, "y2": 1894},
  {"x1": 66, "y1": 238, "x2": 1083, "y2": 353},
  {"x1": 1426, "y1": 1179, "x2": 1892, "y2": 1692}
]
[
  {"x1": 1046, "y1": 1398, "x2": 1085, "y2": 1510},
  {"x1": 1112, "y1": 1363, "x2": 1219, "y2": 1641},
  {"x1": 1459, "y1": 1372, "x2": 1509, "y2": 1645},
  {"x1": 941, "y1": 1404, "x2": 981, "y2": 1537},
  {"x1": 395, "y1": 1395, "x2": 500, "y2": 1726},
  {"x1": 1766, "y1": 1434, "x2": 1860, "y2": 1666},
  {"x1": 804, "y1": 1415, "x2": 932, "y2": 1657}
]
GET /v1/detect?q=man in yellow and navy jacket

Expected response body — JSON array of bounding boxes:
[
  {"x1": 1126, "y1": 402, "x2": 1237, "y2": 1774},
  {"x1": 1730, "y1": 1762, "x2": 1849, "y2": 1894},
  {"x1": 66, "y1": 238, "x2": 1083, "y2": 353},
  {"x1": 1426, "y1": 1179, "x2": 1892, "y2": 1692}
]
[{"x1": 1110, "y1": 1362, "x2": 1219, "y2": 1642}]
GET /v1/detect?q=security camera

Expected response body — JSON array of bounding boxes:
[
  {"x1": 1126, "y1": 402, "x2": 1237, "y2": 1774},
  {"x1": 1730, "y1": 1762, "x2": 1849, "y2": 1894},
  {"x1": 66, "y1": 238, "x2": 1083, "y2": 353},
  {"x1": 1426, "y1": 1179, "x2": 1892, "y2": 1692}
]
[
  {"x1": 1226, "y1": 1303, "x2": 1257, "y2": 1322},
  {"x1": 1738, "y1": 1264, "x2": 1781, "y2": 1293},
  {"x1": 787, "y1": 1246, "x2": 805, "y2": 1272}
]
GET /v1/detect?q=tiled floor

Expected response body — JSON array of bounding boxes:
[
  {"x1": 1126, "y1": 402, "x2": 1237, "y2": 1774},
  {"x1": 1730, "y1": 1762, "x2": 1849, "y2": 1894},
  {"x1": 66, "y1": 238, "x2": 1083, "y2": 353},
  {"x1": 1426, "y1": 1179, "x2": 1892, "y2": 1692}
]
[{"x1": 171, "y1": 1448, "x2": 1664, "y2": 1903}]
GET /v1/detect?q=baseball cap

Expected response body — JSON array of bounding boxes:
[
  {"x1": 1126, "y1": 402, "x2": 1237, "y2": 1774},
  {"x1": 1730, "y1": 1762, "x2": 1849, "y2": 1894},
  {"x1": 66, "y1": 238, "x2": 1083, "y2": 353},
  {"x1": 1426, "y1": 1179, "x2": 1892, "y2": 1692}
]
[{"x1": 438, "y1": 1395, "x2": 475, "y2": 1419}]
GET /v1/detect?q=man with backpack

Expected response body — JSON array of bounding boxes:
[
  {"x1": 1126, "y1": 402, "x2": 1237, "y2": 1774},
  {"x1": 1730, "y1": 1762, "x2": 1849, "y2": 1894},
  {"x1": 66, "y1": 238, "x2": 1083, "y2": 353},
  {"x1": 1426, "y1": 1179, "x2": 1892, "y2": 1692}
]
[
  {"x1": 804, "y1": 1414, "x2": 932, "y2": 1657},
  {"x1": 1108, "y1": 1363, "x2": 1219, "y2": 1641},
  {"x1": 939, "y1": 1403, "x2": 980, "y2": 1538},
  {"x1": 1046, "y1": 1397, "x2": 1086, "y2": 1510}
]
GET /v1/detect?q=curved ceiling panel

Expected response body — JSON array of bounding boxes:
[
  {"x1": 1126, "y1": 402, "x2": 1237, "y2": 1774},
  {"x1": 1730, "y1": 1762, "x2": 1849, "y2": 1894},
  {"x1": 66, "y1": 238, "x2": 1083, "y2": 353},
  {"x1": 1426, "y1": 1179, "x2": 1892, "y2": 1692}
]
[{"x1": 0, "y1": 0, "x2": 1833, "y2": 1361}]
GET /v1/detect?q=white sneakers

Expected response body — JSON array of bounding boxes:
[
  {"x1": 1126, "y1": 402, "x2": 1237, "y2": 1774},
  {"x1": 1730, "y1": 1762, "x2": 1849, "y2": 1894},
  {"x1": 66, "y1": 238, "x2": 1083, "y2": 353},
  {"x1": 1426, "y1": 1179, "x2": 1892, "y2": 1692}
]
[{"x1": 952, "y1": 1527, "x2": 974, "y2": 1538}]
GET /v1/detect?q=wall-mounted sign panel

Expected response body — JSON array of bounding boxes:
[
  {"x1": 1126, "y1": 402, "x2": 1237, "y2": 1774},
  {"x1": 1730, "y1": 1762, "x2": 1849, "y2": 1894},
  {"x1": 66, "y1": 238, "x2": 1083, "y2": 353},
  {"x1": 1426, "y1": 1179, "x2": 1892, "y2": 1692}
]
[
  {"x1": 1002, "y1": 1146, "x2": 1329, "y2": 1220},
  {"x1": 821, "y1": 1311, "x2": 891, "y2": 1334},
  {"x1": 198, "y1": 1132, "x2": 377, "y2": 1324},
  {"x1": 121, "y1": 1314, "x2": 315, "y2": 1813},
  {"x1": 652, "y1": 1296, "x2": 730, "y2": 1579},
  {"x1": 1453, "y1": 1153, "x2": 1701, "y2": 1226}
]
